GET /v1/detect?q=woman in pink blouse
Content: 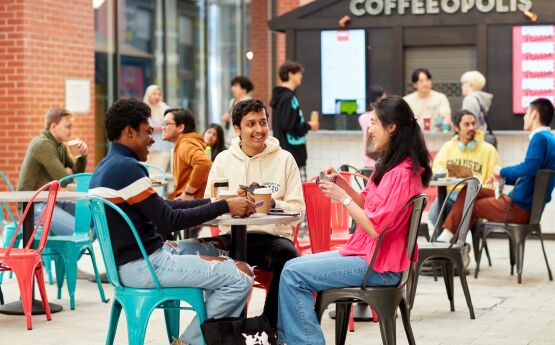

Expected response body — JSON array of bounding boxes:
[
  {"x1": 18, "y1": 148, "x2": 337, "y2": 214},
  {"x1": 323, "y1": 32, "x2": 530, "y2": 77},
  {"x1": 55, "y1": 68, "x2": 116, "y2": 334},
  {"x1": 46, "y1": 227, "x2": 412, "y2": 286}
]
[{"x1": 277, "y1": 96, "x2": 432, "y2": 345}]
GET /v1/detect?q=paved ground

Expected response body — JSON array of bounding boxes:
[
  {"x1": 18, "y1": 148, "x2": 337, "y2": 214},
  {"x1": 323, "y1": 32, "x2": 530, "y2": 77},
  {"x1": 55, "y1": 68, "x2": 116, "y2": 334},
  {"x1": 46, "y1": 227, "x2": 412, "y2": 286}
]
[{"x1": 1, "y1": 236, "x2": 554, "y2": 345}]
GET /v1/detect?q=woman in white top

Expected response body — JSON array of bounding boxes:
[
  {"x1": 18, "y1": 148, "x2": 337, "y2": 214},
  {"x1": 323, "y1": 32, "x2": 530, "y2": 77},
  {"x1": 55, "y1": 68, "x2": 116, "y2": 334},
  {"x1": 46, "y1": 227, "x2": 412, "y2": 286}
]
[{"x1": 143, "y1": 85, "x2": 173, "y2": 172}]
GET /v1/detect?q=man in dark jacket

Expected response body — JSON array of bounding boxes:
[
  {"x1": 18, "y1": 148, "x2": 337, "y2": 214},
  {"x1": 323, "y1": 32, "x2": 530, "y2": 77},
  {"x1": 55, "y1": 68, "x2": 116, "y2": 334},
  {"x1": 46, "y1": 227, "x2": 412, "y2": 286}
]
[{"x1": 270, "y1": 61, "x2": 319, "y2": 180}]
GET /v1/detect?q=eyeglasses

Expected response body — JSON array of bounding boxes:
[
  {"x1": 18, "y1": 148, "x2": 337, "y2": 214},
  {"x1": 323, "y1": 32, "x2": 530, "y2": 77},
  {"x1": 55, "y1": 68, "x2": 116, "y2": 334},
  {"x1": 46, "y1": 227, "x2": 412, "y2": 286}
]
[{"x1": 162, "y1": 122, "x2": 176, "y2": 127}]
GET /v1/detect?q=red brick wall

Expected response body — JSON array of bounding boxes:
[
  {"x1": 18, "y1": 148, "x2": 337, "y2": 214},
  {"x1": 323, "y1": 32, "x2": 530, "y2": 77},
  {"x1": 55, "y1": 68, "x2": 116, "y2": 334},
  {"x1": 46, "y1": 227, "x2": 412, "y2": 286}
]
[{"x1": 0, "y1": 0, "x2": 95, "y2": 188}]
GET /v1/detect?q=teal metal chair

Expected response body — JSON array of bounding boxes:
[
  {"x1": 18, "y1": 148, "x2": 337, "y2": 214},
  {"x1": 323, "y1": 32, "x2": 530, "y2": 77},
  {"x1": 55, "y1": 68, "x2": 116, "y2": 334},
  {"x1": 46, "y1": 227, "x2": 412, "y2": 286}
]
[
  {"x1": 89, "y1": 196, "x2": 207, "y2": 345},
  {"x1": 45, "y1": 173, "x2": 107, "y2": 310},
  {"x1": 0, "y1": 172, "x2": 55, "y2": 285},
  {"x1": 141, "y1": 162, "x2": 169, "y2": 197}
]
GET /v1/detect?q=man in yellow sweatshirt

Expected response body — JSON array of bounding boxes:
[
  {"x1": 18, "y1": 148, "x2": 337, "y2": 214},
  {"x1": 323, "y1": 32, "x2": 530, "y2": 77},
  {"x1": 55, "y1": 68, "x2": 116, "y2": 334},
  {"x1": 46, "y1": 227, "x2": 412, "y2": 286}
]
[
  {"x1": 430, "y1": 109, "x2": 501, "y2": 243},
  {"x1": 162, "y1": 108, "x2": 212, "y2": 200}
]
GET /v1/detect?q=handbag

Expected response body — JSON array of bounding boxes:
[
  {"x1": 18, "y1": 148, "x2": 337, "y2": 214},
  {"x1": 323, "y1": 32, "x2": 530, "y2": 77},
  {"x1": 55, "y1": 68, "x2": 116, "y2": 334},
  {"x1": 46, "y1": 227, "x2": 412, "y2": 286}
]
[{"x1": 201, "y1": 315, "x2": 277, "y2": 345}]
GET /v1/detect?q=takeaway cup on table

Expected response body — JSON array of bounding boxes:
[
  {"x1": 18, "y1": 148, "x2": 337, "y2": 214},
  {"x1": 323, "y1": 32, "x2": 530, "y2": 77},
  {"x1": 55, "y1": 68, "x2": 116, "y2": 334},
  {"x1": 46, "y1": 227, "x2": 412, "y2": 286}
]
[
  {"x1": 211, "y1": 178, "x2": 229, "y2": 198},
  {"x1": 253, "y1": 188, "x2": 272, "y2": 214}
]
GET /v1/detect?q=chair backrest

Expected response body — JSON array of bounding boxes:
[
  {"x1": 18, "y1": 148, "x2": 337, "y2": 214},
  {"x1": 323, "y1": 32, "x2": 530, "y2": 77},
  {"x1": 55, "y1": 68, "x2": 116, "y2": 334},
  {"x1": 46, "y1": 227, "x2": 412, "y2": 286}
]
[
  {"x1": 361, "y1": 194, "x2": 428, "y2": 290},
  {"x1": 529, "y1": 169, "x2": 555, "y2": 225},
  {"x1": 89, "y1": 196, "x2": 162, "y2": 289},
  {"x1": 302, "y1": 182, "x2": 332, "y2": 253},
  {"x1": 141, "y1": 162, "x2": 168, "y2": 196},
  {"x1": 59, "y1": 173, "x2": 92, "y2": 236},
  {"x1": 0, "y1": 172, "x2": 16, "y2": 226},
  {"x1": 6, "y1": 181, "x2": 60, "y2": 255}
]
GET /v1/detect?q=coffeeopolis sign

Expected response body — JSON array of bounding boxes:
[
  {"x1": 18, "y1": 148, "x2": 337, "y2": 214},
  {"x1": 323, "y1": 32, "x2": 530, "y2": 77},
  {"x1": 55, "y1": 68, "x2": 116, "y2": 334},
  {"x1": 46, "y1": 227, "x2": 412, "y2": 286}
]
[{"x1": 349, "y1": 0, "x2": 533, "y2": 16}]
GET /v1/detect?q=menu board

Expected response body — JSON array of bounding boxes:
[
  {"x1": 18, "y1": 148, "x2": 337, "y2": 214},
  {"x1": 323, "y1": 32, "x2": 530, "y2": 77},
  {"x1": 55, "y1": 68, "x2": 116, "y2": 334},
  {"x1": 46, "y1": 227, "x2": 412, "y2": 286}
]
[
  {"x1": 513, "y1": 26, "x2": 555, "y2": 114},
  {"x1": 321, "y1": 30, "x2": 366, "y2": 115}
]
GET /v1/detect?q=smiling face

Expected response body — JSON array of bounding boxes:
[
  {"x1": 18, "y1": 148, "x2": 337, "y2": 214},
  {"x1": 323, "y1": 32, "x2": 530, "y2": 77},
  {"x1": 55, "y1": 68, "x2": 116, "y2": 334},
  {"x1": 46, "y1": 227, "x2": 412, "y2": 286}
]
[
  {"x1": 368, "y1": 111, "x2": 394, "y2": 153},
  {"x1": 204, "y1": 127, "x2": 218, "y2": 146},
  {"x1": 234, "y1": 109, "x2": 269, "y2": 156},
  {"x1": 127, "y1": 122, "x2": 154, "y2": 162},
  {"x1": 161, "y1": 112, "x2": 183, "y2": 143}
]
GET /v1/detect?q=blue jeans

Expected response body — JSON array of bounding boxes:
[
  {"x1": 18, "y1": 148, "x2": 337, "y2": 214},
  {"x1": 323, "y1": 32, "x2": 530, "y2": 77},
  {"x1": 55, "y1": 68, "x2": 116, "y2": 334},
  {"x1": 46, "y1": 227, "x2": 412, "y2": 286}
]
[
  {"x1": 118, "y1": 241, "x2": 252, "y2": 345},
  {"x1": 34, "y1": 201, "x2": 76, "y2": 236},
  {"x1": 278, "y1": 251, "x2": 401, "y2": 345},
  {"x1": 428, "y1": 191, "x2": 459, "y2": 227}
]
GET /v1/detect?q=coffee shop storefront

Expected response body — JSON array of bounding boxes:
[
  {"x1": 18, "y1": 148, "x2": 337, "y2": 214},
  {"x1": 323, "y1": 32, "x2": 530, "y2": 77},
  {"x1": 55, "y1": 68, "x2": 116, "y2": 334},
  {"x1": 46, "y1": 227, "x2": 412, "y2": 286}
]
[{"x1": 269, "y1": 0, "x2": 555, "y2": 233}]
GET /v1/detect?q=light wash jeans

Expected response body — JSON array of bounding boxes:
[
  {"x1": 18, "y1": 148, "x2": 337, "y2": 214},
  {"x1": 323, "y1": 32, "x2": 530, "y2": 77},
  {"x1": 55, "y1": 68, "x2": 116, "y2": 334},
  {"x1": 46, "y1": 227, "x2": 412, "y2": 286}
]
[
  {"x1": 118, "y1": 240, "x2": 252, "y2": 345},
  {"x1": 34, "y1": 201, "x2": 76, "y2": 236},
  {"x1": 428, "y1": 191, "x2": 459, "y2": 227},
  {"x1": 278, "y1": 251, "x2": 401, "y2": 345}
]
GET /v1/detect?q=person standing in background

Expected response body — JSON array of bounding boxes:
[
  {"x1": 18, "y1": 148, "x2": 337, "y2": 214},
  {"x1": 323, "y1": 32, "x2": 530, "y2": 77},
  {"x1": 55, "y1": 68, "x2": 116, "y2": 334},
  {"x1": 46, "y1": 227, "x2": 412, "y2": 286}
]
[
  {"x1": 222, "y1": 76, "x2": 253, "y2": 146},
  {"x1": 270, "y1": 61, "x2": 319, "y2": 181},
  {"x1": 461, "y1": 70, "x2": 493, "y2": 133},
  {"x1": 359, "y1": 85, "x2": 387, "y2": 169},
  {"x1": 404, "y1": 68, "x2": 451, "y2": 132},
  {"x1": 143, "y1": 85, "x2": 172, "y2": 172}
]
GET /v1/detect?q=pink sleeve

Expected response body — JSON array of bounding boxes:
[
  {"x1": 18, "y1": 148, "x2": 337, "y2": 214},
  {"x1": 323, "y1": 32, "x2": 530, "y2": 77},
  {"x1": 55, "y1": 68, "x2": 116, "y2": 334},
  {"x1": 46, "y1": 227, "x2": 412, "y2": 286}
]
[{"x1": 363, "y1": 167, "x2": 414, "y2": 235}]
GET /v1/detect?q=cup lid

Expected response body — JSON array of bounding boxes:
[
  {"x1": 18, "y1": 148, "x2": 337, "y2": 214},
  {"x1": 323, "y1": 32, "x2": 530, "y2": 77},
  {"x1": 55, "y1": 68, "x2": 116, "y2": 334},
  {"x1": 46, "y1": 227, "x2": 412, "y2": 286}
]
[
  {"x1": 253, "y1": 187, "x2": 272, "y2": 194},
  {"x1": 218, "y1": 190, "x2": 237, "y2": 196},
  {"x1": 213, "y1": 178, "x2": 229, "y2": 183}
]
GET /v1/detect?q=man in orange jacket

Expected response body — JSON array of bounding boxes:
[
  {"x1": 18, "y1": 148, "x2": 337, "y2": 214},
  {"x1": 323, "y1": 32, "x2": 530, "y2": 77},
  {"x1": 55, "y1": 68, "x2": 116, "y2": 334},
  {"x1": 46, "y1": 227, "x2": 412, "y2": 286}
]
[{"x1": 162, "y1": 108, "x2": 212, "y2": 200}]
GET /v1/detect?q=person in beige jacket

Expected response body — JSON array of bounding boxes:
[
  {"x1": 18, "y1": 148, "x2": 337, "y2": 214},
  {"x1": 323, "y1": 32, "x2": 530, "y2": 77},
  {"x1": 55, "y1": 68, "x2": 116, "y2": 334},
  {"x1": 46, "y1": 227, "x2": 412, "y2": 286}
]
[{"x1": 180, "y1": 99, "x2": 305, "y2": 329}]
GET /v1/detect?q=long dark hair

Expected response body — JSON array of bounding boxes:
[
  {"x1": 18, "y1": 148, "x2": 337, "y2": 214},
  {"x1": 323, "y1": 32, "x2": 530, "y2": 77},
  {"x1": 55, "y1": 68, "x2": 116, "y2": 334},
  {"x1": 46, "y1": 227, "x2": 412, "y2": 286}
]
[
  {"x1": 372, "y1": 95, "x2": 432, "y2": 187},
  {"x1": 205, "y1": 123, "x2": 226, "y2": 161}
]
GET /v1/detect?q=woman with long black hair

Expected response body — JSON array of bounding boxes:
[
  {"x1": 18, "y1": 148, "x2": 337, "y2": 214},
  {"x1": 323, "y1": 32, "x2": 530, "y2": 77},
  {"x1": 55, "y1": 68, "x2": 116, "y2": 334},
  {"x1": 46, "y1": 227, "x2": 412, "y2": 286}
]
[
  {"x1": 203, "y1": 123, "x2": 227, "y2": 161},
  {"x1": 277, "y1": 95, "x2": 432, "y2": 345}
]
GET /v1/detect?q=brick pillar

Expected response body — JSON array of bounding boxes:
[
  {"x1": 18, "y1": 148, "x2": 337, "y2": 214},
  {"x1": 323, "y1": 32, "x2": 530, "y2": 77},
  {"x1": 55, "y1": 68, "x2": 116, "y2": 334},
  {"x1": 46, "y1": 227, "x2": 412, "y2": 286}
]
[
  {"x1": 0, "y1": 0, "x2": 95, "y2": 187},
  {"x1": 250, "y1": 0, "x2": 271, "y2": 104}
]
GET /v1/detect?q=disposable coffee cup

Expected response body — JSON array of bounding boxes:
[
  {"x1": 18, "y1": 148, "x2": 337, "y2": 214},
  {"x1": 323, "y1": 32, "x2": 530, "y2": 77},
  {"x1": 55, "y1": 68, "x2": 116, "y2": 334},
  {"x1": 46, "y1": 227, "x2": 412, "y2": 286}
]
[
  {"x1": 67, "y1": 139, "x2": 82, "y2": 158},
  {"x1": 211, "y1": 178, "x2": 229, "y2": 198},
  {"x1": 218, "y1": 190, "x2": 237, "y2": 200},
  {"x1": 253, "y1": 187, "x2": 272, "y2": 214}
]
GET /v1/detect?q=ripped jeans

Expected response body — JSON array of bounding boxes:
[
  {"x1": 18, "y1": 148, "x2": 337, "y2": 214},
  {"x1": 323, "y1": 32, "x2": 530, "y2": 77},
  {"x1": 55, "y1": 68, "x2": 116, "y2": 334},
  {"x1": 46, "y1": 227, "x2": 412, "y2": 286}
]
[{"x1": 118, "y1": 240, "x2": 253, "y2": 345}]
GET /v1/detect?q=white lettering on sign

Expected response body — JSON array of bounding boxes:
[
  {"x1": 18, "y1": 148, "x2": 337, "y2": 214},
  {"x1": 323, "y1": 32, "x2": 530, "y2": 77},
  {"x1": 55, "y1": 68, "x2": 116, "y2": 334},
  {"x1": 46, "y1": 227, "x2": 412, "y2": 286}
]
[{"x1": 349, "y1": 0, "x2": 532, "y2": 16}]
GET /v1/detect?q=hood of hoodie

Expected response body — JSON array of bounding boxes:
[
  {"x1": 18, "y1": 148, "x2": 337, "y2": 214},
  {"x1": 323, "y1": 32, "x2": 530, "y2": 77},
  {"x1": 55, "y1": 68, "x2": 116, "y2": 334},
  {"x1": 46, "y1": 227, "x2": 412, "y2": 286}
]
[
  {"x1": 471, "y1": 91, "x2": 493, "y2": 111},
  {"x1": 175, "y1": 132, "x2": 206, "y2": 151},
  {"x1": 270, "y1": 86, "x2": 293, "y2": 108}
]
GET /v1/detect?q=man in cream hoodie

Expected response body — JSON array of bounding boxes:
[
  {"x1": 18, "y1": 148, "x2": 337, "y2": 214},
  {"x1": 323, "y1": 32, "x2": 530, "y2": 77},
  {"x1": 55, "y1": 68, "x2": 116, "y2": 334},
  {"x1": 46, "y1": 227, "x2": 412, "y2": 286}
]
[{"x1": 182, "y1": 98, "x2": 305, "y2": 330}]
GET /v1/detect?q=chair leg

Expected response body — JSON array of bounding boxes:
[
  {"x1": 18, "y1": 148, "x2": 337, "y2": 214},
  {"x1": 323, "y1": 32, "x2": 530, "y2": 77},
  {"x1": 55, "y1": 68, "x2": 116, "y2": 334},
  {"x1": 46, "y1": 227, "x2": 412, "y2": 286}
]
[
  {"x1": 406, "y1": 263, "x2": 421, "y2": 312},
  {"x1": 508, "y1": 237, "x2": 515, "y2": 276},
  {"x1": 484, "y1": 241, "x2": 492, "y2": 267},
  {"x1": 376, "y1": 306, "x2": 397, "y2": 345},
  {"x1": 399, "y1": 298, "x2": 416, "y2": 345},
  {"x1": 441, "y1": 261, "x2": 455, "y2": 312},
  {"x1": 88, "y1": 245, "x2": 108, "y2": 302},
  {"x1": 537, "y1": 231, "x2": 553, "y2": 281},
  {"x1": 515, "y1": 237, "x2": 526, "y2": 284},
  {"x1": 164, "y1": 300, "x2": 181, "y2": 344},
  {"x1": 12, "y1": 265, "x2": 35, "y2": 330},
  {"x1": 54, "y1": 255, "x2": 65, "y2": 299},
  {"x1": 123, "y1": 299, "x2": 158, "y2": 345},
  {"x1": 0, "y1": 285, "x2": 4, "y2": 305},
  {"x1": 35, "y1": 266, "x2": 51, "y2": 321},
  {"x1": 106, "y1": 301, "x2": 122, "y2": 345},
  {"x1": 455, "y1": 254, "x2": 475, "y2": 319},
  {"x1": 348, "y1": 308, "x2": 355, "y2": 332},
  {"x1": 60, "y1": 251, "x2": 79, "y2": 310},
  {"x1": 42, "y1": 252, "x2": 54, "y2": 285},
  {"x1": 335, "y1": 303, "x2": 351, "y2": 345}
]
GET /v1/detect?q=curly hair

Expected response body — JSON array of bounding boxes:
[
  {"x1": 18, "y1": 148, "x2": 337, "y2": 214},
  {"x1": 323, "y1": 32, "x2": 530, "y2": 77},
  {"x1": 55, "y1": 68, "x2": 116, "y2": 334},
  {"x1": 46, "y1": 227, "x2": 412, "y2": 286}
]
[
  {"x1": 230, "y1": 76, "x2": 254, "y2": 93},
  {"x1": 105, "y1": 98, "x2": 151, "y2": 141},
  {"x1": 231, "y1": 99, "x2": 267, "y2": 127}
]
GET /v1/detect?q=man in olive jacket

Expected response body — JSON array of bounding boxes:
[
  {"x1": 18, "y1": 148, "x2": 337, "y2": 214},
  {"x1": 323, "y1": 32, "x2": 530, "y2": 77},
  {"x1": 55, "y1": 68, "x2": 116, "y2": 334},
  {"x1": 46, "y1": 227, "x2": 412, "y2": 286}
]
[{"x1": 17, "y1": 108, "x2": 88, "y2": 235}]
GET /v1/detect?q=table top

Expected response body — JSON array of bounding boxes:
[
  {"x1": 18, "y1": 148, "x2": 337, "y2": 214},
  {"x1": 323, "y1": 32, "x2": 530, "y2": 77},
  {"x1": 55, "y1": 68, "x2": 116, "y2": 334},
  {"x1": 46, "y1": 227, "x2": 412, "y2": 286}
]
[
  {"x1": 0, "y1": 191, "x2": 89, "y2": 202},
  {"x1": 429, "y1": 178, "x2": 464, "y2": 187},
  {"x1": 204, "y1": 214, "x2": 301, "y2": 226}
]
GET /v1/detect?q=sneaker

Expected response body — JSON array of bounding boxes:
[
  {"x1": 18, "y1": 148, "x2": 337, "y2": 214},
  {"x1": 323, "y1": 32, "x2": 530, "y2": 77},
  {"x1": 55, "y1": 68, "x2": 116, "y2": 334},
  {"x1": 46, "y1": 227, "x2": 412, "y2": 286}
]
[{"x1": 462, "y1": 243, "x2": 471, "y2": 269}]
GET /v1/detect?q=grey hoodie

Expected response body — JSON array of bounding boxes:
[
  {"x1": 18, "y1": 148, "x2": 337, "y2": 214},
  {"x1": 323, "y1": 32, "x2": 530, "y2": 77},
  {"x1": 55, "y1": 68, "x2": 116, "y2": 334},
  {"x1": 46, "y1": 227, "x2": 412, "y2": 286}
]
[
  {"x1": 462, "y1": 91, "x2": 493, "y2": 132},
  {"x1": 204, "y1": 136, "x2": 305, "y2": 239}
]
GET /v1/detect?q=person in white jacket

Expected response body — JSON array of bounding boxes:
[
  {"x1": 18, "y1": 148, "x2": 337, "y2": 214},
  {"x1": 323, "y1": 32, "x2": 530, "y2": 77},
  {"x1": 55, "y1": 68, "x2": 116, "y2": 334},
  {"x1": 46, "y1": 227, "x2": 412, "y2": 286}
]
[{"x1": 178, "y1": 98, "x2": 305, "y2": 330}]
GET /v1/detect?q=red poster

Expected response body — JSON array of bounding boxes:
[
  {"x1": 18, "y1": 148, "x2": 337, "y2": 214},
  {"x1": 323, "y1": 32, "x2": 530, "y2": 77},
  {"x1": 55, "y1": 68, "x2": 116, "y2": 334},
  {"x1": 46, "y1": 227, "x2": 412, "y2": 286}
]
[{"x1": 513, "y1": 26, "x2": 555, "y2": 114}]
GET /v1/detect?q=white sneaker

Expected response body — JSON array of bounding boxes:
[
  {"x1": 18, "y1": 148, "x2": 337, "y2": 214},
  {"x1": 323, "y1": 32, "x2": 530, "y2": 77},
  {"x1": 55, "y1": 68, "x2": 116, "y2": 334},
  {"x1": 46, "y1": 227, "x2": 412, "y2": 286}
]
[
  {"x1": 462, "y1": 243, "x2": 471, "y2": 269},
  {"x1": 436, "y1": 230, "x2": 454, "y2": 243}
]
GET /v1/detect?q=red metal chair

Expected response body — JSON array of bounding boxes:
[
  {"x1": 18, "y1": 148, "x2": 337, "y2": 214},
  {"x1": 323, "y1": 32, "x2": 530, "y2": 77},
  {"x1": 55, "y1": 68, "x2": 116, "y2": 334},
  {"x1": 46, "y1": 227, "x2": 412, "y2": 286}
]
[{"x1": 0, "y1": 181, "x2": 60, "y2": 329}]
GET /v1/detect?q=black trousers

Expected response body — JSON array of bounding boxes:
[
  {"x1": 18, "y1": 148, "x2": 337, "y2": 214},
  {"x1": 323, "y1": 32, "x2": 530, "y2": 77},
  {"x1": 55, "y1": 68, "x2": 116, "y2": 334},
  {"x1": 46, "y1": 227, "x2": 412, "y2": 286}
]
[{"x1": 219, "y1": 233, "x2": 299, "y2": 329}]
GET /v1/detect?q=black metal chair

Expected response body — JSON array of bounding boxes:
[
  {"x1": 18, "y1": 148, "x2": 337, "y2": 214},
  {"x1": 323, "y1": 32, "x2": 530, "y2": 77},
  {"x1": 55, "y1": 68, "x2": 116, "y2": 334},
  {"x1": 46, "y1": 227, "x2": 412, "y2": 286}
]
[
  {"x1": 475, "y1": 169, "x2": 555, "y2": 284},
  {"x1": 407, "y1": 177, "x2": 482, "y2": 320},
  {"x1": 314, "y1": 194, "x2": 428, "y2": 345}
]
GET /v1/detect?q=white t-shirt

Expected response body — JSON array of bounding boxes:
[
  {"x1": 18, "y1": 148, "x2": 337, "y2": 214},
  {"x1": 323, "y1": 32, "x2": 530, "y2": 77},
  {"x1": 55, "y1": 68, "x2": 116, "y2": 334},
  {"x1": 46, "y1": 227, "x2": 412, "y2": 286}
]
[{"x1": 404, "y1": 90, "x2": 451, "y2": 130}]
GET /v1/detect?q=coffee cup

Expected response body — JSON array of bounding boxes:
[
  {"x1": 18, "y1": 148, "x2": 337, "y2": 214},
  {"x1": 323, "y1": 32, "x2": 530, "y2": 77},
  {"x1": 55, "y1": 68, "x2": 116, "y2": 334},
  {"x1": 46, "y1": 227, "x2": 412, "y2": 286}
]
[
  {"x1": 218, "y1": 190, "x2": 237, "y2": 200},
  {"x1": 253, "y1": 187, "x2": 272, "y2": 214},
  {"x1": 211, "y1": 178, "x2": 229, "y2": 198},
  {"x1": 67, "y1": 139, "x2": 82, "y2": 158},
  {"x1": 310, "y1": 110, "x2": 319, "y2": 124}
]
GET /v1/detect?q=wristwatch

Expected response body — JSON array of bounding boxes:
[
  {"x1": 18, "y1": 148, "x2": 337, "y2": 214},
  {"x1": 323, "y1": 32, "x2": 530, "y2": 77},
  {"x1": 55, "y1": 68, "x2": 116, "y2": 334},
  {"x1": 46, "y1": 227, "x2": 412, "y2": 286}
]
[
  {"x1": 184, "y1": 191, "x2": 195, "y2": 196},
  {"x1": 342, "y1": 196, "x2": 353, "y2": 207}
]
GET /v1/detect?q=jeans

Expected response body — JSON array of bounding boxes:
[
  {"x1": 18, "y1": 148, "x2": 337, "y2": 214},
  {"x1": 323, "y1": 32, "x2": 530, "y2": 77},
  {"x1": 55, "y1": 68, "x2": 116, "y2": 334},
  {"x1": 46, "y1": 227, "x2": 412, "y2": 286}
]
[
  {"x1": 34, "y1": 201, "x2": 76, "y2": 236},
  {"x1": 178, "y1": 234, "x2": 299, "y2": 329},
  {"x1": 428, "y1": 191, "x2": 459, "y2": 228},
  {"x1": 118, "y1": 241, "x2": 253, "y2": 345},
  {"x1": 278, "y1": 251, "x2": 401, "y2": 345}
]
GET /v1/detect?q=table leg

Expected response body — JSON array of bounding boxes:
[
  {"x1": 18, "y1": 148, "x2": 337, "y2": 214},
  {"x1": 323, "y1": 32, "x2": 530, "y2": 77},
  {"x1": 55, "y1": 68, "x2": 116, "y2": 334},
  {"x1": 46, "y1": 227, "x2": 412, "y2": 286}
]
[
  {"x1": 0, "y1": 202, "x2": 63, "y2": 315},
  {"x1": 230, "y1": 225, "x2": 247, "y2": 261}
]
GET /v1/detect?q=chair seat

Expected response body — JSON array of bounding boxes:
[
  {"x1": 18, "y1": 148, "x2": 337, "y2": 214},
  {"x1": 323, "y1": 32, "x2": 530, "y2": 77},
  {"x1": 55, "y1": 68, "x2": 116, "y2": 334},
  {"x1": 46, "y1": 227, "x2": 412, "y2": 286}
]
[
  {"x1": 47, "y1": 235, "x2": 91, "y2": 244},
  {"x1": 0, "y1": 248, "x2": 42, "y2": 258},
  {"x1": 483, "y1": 222, "x2": 533, "y2": 231},
  {"x1": 418, "y1": 242, "x2": 462, "y2": 250}
]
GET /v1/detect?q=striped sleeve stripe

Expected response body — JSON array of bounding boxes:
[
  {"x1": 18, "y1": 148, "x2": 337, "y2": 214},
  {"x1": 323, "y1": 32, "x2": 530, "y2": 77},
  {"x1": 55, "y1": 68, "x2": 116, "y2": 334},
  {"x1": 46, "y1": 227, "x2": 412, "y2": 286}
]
[{"x1": 89, "y1": 177, "x2": 156, "y2": 205}]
